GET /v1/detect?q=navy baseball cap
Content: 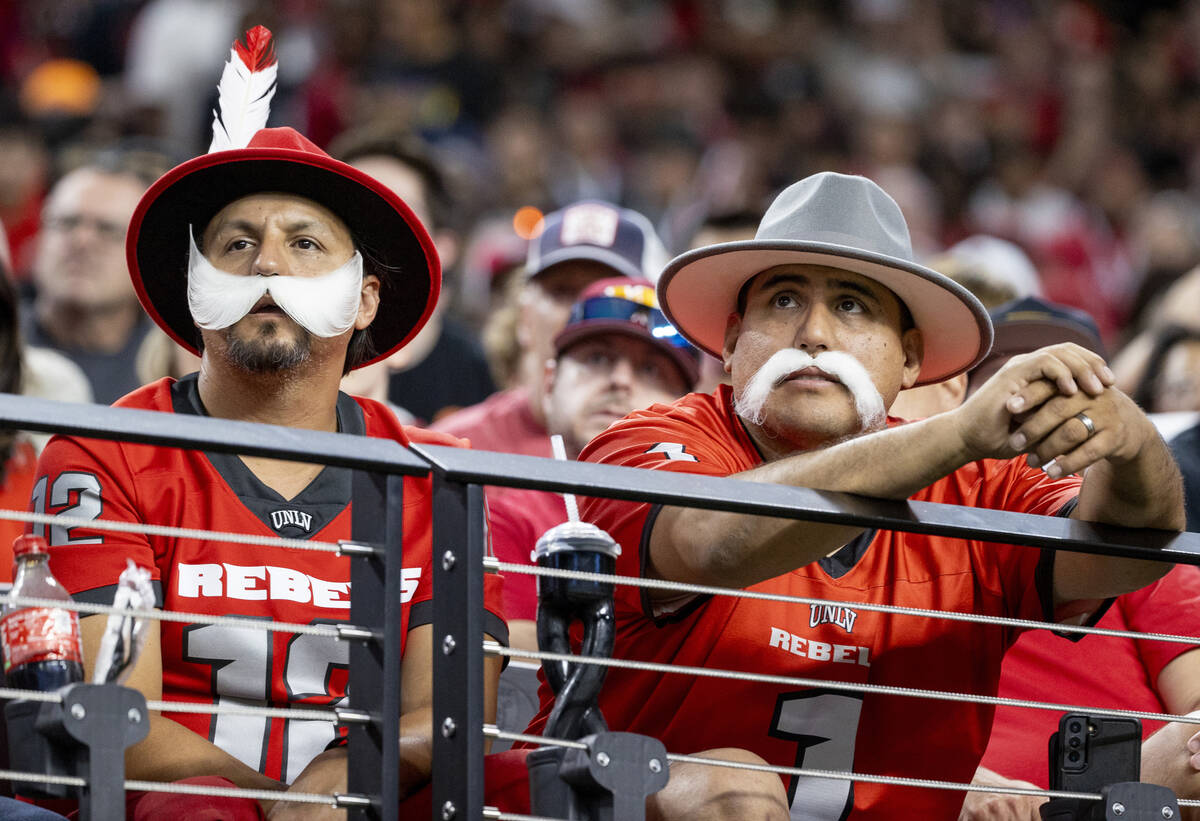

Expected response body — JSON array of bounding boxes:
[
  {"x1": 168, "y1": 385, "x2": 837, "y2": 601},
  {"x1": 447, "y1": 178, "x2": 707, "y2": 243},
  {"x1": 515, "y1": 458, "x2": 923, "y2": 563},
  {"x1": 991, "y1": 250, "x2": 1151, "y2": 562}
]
[
  {"x1": 554, "y1": 278, "x2": 700, "y2": 388},
  {"x1": 968, "y1": 296, "x2": 1106, "y2": 391},
  {"x1": 527, "y1": 201, "x2": 669, "y2": 282}
]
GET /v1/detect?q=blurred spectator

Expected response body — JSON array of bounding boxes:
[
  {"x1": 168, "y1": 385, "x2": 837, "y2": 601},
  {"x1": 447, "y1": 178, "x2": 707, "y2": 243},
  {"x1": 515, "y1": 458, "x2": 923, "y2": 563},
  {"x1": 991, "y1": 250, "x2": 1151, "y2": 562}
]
[
  {"x1": 0, "y1": 129, "x2": 50, "y2": 277},
  {"x1": 936, "y1": 234, "x2": 1043, "y2": 306},
  {"x1": 0, "y1": 260, "x2": 34, "y2": 579},
  {"x1": 1133, "y1": 324, "x2": 1200, "y2": 414},
  {"x1": 967, "y1": 140, "x2": 1134, "y2": 341},
  {"x1": 134, "y1": 327, "x2": 200, "y2": 386},
  {"x1": 456, "y1": 215, "x2": 527, "y2": 332},
  {"x1": 903, "y1": 293, "x2": 1200, "y2": 821},
  {"x1": 1112, "y1": 264, "x2": 1200, "y2": 396},
  {"x1": 24, "y1": 149, "x2": 164, "y2": 403},
  {"x1": 488, "y1": 276, "x2": 699, "y2": 747},
  {"x1": 967, "y1": 296, "x2": 1106, "y2": 395},
  {"x1": 970, "y1": 566, "x2": 1200, "y2": 820},
  {"x1": 685, "y1": 209, "x2": 762, "y2": 394},
  {"x1": 490, "y1": 277, "x2": 700, "y2": 652},
  {"x1": 891, "y1": 235, "x2": 1043, "y2": 420},
  {"x1": 331, "y1": 126, "x2": 495, "y2": 423},
  {"x1": 123, "y1": 0, "x2": 240, "y2": 149},
  {"x1": 1126, "y1": 191, "x2": 1200, "y2": 331},
  {"x1": 433, "y1": 200, "x2": 668, "y2": 465},
  {"x1": 0, "y1": 252, "x2": 90, "y2": 569},
  {"x1": 481, "y1": 264, "x2": 528, "y2": 391}
]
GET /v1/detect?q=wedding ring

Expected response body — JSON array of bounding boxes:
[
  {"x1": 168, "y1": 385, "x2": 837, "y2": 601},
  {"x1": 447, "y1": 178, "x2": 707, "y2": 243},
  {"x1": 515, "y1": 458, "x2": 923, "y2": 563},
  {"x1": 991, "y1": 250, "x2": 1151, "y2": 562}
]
[{"x1": 1074, "y1": 411, "x2": 1096, "y2": 438}]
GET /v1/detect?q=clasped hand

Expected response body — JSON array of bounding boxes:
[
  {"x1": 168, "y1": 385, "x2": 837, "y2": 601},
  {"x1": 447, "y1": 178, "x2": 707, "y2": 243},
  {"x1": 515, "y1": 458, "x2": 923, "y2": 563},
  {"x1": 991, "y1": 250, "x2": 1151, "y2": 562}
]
[{"x1": 952, "y1": 343, "x2": 1151, "y2": 476}]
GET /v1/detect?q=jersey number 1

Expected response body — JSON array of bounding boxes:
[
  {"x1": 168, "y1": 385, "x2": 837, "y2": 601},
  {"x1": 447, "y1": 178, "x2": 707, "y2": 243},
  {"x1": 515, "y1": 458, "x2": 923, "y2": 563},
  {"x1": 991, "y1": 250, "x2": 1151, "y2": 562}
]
[{"x1": 769, "y1": 690, "x2": 863, "y2": 821}]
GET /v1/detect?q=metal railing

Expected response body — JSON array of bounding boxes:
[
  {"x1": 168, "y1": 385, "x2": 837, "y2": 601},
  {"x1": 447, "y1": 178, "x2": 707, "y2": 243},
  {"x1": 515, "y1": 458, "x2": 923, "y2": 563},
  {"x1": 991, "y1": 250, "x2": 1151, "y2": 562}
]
[{"x1": 0, "y1": 392, "x2": 1198, "y2": 819}]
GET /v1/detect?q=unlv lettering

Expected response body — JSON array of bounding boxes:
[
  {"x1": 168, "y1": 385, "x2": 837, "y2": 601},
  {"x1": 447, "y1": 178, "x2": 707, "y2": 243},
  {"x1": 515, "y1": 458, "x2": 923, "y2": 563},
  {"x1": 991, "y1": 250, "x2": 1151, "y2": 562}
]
[
  {"x1": 270, "y1": 509, "x2": 314, "y2": 532},
  {"x1": 808, "y1": 604, "x2": 858, "y2": 633}
]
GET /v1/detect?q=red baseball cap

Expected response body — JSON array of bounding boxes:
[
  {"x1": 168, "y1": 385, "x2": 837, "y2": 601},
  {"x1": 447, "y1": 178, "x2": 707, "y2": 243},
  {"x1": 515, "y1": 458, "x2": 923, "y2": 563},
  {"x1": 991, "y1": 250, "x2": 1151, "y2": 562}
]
[{"x1": 554, "y1": 278, "x2": 700, "y2": 388}]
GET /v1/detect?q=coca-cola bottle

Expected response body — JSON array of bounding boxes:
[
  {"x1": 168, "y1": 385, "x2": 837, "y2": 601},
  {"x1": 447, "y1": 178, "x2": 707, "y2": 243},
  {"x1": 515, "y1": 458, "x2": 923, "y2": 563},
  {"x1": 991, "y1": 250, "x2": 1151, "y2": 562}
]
[{"x1": 1, "y1": 534, "x2": 83, "y2": 690}]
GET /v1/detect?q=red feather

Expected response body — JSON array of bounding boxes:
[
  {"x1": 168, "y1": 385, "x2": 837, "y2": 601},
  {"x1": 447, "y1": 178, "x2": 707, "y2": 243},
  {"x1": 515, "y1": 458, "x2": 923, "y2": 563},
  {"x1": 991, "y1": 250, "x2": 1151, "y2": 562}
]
[{"x1": 234, "y1": 25, "x2": 275, "y2": 72}]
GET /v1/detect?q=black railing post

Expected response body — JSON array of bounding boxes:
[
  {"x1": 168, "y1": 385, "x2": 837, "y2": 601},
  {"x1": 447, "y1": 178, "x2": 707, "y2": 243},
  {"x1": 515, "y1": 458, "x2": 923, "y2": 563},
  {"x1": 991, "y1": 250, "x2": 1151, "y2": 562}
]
[
  {"x1": 432, "y1": 477, "x2": 486, "y2": 821},
  {"x1": 348, "y1": 470, "x2": 404, "y2": 821}
]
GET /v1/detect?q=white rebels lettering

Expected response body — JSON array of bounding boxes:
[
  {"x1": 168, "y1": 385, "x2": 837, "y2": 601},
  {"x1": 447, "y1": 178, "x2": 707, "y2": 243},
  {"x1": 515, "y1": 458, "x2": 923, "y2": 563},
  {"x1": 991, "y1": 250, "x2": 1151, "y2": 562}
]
[
  {"x1": 768, "y1": 626, "x2": 870, "y2": 667},
  {"x1": 178, "y1": 563, "x2": 223, "y2": 597},
  {"x1": 224, "y1": 563, "x2": 267, "y2": 600},
  {"x1": 268, "y1": 567, "x2": 311, "y2": 603},
  {"x1": 176, "y1": 564, "x2": 425, "y2": 609}
]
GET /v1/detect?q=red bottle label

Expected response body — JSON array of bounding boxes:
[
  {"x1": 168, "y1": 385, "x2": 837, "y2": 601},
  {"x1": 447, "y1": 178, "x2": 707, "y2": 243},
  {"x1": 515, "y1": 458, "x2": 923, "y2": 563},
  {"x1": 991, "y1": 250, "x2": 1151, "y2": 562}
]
[{"x1": 0, "y1": 607, "x2": 83, "y2": 673}]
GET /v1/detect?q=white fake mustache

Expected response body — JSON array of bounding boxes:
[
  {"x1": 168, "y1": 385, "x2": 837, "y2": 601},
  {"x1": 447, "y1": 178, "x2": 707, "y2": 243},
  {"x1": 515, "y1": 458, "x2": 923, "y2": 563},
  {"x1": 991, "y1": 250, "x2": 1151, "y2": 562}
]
[
  {"x1": 186, "y1": 229, "x2": 364, "y2": 338},
  {"x1": 733, "y1": 348, "x2": 886, "y2": 432}
]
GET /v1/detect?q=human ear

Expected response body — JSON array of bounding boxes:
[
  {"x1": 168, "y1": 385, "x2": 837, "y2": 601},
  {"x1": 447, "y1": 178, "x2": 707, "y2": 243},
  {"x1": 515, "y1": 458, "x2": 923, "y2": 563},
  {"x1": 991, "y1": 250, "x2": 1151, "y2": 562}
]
[
  {"x1": 900, "y1": 327, "x2": 923, "y2": 389},
  {"x1": 355, "y1": 274, "x2": 381, "y2": 330},
  {"x1": 721, "y1": 313, "x2": 741, "y2": 375}
]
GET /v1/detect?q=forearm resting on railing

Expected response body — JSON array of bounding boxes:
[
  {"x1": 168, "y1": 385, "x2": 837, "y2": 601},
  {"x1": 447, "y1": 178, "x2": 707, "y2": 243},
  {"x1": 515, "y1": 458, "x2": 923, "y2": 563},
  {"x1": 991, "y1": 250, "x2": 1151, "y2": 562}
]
[{"x1": 648, "y1": 413, "x2": 973, "y2": 591}]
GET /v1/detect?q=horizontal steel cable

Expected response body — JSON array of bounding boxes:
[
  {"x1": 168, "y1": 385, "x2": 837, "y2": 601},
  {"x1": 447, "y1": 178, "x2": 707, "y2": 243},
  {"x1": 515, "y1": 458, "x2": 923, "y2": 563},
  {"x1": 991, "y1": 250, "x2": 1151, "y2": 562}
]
[
  {"x1": 0, "y1": 770, "x2": 357, "y2": 805},
  {"x1": 0, "y1": 509, "x2": 343, "y2": 553},
  {"x1": 484, "y1": 642, "x2": 1200, "y2": 727},
  {"x1": 123, "y1": 779, "x2": 362, "y2": 806},
  {"x1": 0, "y1": 687, "x2": 61, "y2": 703},
  {"x1": 0, "y1": 769, "x2": 85, "y2": 787},
  {"x1": 0, "y1": 686, "x2": 340, "y2": 723},
  {"x1": 483, "y1": 727, "x2": 587, "y2": 750},
  {"x1": 145, "y1": 700, "x2": 339, "y2": 722},
  {"x1": 486, "y1": 729, "x2": 1200, "y2": 808},
  {"x1": 0, "y1": 593, "x2": 351, "y2": 638},
  {"x1": 485, "y1": 810, "x2": 569, "y2": 821},
  {"x1": 489, "y1": 559, "x2": 1200, "y2": 647}
]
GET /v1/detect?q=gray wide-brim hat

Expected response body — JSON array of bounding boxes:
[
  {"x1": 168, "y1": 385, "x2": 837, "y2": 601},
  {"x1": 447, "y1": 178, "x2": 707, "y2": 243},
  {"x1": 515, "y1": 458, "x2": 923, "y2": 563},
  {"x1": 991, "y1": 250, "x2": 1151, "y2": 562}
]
[{"x1": 658, "y1": 172, "x2": 993, "y2": 386}]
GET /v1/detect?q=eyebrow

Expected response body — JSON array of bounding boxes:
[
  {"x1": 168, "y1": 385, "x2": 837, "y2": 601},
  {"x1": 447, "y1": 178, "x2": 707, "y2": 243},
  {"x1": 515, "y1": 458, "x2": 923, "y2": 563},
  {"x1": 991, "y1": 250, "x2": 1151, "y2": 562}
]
[
  {"x1": 210, "y1": 219, "x2": 326, "y2": 237},
  {"x1": 756, "y1": 272, "x2": 884, "y2": 305}
]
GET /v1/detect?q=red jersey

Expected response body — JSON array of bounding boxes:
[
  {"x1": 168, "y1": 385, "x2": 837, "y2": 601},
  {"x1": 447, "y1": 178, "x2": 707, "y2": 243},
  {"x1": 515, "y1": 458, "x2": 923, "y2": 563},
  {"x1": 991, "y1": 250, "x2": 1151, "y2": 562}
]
[
  {"x1": 489, "y1": 490, "x2": 568, "y2": 621},
  {"x1": 524, "y1": 385, "x2": 1086, "y2": 820},
  {"x1": 32, "y1": 375, "x2": 507, "y2": 784},
  {"x1": 432, "y1": 388, "x2": 550, "y2": 459},
  {"x1": 981, "y1": 564, "x2": 1200, "y2": 785}
]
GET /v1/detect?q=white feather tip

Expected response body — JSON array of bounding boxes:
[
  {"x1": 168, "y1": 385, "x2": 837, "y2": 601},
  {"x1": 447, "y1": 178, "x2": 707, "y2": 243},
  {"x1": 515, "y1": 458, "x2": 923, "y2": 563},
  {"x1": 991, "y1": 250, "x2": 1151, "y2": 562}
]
[{"x1": 208, "y1": 25, "x2": 278, "y2": 153}]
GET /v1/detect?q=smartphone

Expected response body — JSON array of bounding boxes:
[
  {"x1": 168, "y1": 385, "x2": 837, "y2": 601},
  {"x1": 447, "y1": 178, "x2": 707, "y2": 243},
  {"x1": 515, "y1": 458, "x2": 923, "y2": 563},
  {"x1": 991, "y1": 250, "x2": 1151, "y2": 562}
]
[{"x1": 1048, "y1": 713, "x2": 1142, "y2": 792}]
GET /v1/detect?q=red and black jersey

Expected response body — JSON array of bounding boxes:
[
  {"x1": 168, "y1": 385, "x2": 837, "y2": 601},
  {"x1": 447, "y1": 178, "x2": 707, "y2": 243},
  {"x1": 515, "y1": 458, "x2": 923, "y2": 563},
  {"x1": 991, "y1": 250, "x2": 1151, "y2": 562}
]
[
  {"x1": 32, "y1": 375, "x2": 507, "y2": 784},
  {"x1": 524, "y1": 385, "x2": 1089, "y2": 820},
  {"x1": 982, "y1": 563, "x2": 1200, "y2": 786}
]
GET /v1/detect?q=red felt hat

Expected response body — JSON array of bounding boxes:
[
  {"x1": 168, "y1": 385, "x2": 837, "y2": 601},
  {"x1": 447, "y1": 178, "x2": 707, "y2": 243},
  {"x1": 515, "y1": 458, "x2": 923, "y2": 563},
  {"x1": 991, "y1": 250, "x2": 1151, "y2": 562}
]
[{"x1": 126, "y1": 126, "x2": 441, "y2": 368}]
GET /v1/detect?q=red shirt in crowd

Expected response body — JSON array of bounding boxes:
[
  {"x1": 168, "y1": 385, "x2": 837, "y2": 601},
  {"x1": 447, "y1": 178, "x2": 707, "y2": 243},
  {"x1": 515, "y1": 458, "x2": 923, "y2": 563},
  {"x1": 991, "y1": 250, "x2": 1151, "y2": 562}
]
[
  {"x1": 32, "y1": 375, "x2": 507, "y2": 783},
  {"x1": 981, "y1": 564, "x2": 1200, "y2": 786},
  {"x1": 524, "y1": 385, "x2": 1094, "y2": 820}
]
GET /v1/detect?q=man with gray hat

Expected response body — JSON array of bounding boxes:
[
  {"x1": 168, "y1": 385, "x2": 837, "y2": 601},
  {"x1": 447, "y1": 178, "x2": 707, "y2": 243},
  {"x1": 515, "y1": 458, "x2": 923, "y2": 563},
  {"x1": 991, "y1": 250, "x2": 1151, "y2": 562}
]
[{"x1": 521, "y1": 173, "x2": 1182, "y2": 819}]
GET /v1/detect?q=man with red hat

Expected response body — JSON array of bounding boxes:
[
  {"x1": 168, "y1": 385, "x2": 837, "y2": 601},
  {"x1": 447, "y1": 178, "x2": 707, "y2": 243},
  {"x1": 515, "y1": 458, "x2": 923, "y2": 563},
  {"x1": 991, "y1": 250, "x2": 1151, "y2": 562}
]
[
  {"x1": 28, "y1": 28, "x2": 506, "y2": 818},
  {"x1": 522, "y1": 172, "x2": 1183, "y2": 818}
]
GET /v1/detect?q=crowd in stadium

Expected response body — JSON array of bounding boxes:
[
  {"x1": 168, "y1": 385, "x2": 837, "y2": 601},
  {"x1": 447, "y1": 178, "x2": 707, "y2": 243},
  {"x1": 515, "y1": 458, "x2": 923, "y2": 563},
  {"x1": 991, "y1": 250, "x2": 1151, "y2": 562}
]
[{"x1": 3, "y1": 1, "x2": 1200, "y2": 819}]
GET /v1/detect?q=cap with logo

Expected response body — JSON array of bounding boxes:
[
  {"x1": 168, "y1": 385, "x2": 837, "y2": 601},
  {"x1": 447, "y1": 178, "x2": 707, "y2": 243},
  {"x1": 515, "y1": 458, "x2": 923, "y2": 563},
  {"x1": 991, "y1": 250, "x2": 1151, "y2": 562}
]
[
  {"x1": 526, "y1": 201, "x2": 669, "y2": 283},
  {"x1": 968, "y1": 296, "x2": 1106, "y2": 391},
  {"x1": 554, "y1": 277, "x2": 700, "y2": 388}
]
